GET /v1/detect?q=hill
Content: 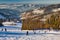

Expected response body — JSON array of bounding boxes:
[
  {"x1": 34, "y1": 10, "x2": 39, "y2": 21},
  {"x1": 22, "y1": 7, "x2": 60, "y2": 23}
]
[{"x1": 21, "y1": 4, "x2": 60, "y2": 30}]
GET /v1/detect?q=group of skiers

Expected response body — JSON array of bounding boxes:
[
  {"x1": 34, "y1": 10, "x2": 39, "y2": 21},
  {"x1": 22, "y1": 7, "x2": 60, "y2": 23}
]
[
  {"x1": 26, "y1": 31, "x2": 36, "y2": 35},
  {"x1": 0, "y1": 21, "x2": 7, "y2": 31}
]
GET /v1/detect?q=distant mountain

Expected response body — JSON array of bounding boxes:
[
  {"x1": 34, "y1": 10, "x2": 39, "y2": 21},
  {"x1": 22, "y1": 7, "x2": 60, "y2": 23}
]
[
  {"x1": 0, "y1": 3, "x2": 49, "y2": 21},
  {"x1": 46, "y1": 4, "x2": 60, "y2": 8},
  {"x1": 0, "y1": 3, "x2": 48, "y2": 20},
  {"x1": 44, "y1": 4, "x2": 60, "y2": 13},
  {"x1": 0, "y1": 9, "x2": 20, "y2": 19}
]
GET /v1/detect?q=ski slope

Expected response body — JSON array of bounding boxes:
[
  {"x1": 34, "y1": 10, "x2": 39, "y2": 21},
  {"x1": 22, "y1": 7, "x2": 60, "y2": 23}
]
[
  {"x1": 0, "y1": 33, "x2": 60, "y2": 40},
  {"x1": 0, "y1": 23, "x2": 60, "y2": 40}
]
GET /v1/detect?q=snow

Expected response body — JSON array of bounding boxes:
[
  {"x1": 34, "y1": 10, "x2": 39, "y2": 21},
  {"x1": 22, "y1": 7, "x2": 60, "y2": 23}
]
[
  {"x1": 52, "y1": 8, "x2": 60, "y2": 12},
  {"x1": 0, "y1": 23, "x2": 60, "y2": 40},
  {"x1": 0, "y1": 14, "x2": 5, "y2": 19},
  {"x1": 0, "y1": 34, "x2": 60, "y2": 40},
  {"x1": 2, "y1": 22, "x2": 17, "y2": 26},
  {"x1": 33, "y1": 9, "x2": 44, "y2": 14},
  {"x1": 18, "y1": 35, "x2": 60, "y2": 40}
]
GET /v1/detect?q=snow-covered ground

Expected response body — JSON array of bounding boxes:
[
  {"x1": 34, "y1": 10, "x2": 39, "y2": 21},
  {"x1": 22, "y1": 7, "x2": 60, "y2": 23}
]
[
  {"x1": 0, "y1": 22, "x2": 60, "y2": 40},
  {"x1": 18, "y1": 34, "x2": 60, "y2": 40},
  {"x1": 0, "y1": 34, "x2": 60, "y2": 40}
]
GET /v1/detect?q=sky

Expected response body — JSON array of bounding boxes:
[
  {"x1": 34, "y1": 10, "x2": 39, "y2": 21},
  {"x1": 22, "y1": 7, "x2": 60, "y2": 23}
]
[{"x1": 0, "y1": 0, "x2": 60, "y2": 4}]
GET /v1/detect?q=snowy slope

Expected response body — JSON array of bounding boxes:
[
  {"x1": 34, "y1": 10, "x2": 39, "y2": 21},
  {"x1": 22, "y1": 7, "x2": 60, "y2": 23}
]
[
  {"x1": 18, "y1": 34, "x2": 60, "y2": 40},
  {"x1": 0, "y1": 23, "x2": 60, "y2": 40},
  {"x1": 0, "y1": 33, "x2": 60, "y2": 40}
]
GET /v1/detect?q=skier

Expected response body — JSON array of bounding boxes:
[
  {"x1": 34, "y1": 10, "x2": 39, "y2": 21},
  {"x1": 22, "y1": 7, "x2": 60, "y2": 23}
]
[
  {"x1": 26, "y1": 31, "x2": 28, "y2": 35},
  {"x1": 5, "y1": 28, "x2": 7, "y2": 31}
]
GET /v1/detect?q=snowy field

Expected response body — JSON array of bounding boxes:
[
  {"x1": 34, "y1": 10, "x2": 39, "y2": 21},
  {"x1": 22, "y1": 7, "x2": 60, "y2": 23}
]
[
  {"x1": 0, "y1": 34, "x2": 60, "y2": 40},
  {"x1": 0, "y1": 23, "x2": 60, "y2": 40},
  {"x1": 17, "y1": 34, "x2": 60, "y2": 40}
]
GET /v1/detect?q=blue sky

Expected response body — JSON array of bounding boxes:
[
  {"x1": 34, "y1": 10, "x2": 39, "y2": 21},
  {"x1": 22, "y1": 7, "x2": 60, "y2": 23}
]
[{"x1": 0, "y1": 0, "x2": 60, "y2": 4}]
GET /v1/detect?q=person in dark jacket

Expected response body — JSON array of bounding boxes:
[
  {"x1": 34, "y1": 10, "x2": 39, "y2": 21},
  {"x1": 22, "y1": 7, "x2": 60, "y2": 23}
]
[
  {"x1": 0, "y1": 23, "x2": 4, "y2": 26},
  {"x1": 26, "y1": 31, "x2": 28, "y2": 35},
  {"x1": 0, "y1": 19, "x2": 4, "y2": 26},
  {"x1": 5, "y1": 28, "x2": 7, "y2": 31}
]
